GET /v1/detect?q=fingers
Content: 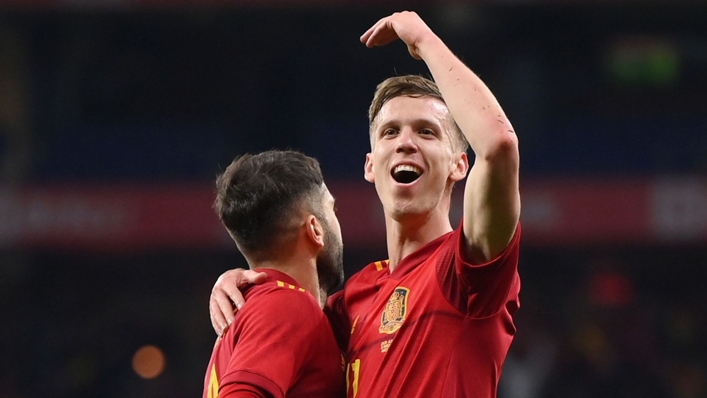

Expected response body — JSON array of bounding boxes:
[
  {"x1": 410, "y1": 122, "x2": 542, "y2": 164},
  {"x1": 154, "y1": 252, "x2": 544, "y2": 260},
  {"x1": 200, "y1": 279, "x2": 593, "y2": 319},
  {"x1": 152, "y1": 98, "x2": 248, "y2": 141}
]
[
  {"x1": 209, "y1": 293, "x2": 231, "y2": 336},
  {"x1": 360, "y1": 17, "x2": 398, "y2": 48},
  {"x1": 208, "y1": 268, "x2": 268, "y2": 336},
  {"x1": 222, "y1": 281, "x2": 246, "y2": 312},
  {"x1": 361, "y1": 11, "x2": 431, "y2": 57},
  {"x1": 360, "y1": 16, "x2": 387, "y2": 46},
  {"x1": 209, "y1": 269, "x2": 244, "y2": 335}
]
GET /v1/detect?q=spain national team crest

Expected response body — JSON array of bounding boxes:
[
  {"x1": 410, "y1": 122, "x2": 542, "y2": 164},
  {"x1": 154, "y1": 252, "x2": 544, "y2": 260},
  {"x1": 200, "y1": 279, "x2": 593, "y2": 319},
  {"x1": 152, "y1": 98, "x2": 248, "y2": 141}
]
[{"x1": 379, "y1": 287, "x2": 410, "y2": 334}]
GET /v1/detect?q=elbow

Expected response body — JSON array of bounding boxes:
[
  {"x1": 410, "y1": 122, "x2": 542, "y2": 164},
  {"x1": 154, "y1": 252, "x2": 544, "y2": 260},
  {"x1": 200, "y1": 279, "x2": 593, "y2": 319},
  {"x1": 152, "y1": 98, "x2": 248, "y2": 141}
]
[{"x1": 482, "y1": 130, "x2": 519, "y2": 165}]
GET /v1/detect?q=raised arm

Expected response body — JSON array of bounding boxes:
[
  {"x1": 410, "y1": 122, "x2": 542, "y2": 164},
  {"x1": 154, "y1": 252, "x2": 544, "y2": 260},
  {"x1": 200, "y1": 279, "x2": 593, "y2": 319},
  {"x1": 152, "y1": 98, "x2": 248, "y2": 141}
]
[{"x1": 361, "y1": 11, "x2": 520, "y2": 263}]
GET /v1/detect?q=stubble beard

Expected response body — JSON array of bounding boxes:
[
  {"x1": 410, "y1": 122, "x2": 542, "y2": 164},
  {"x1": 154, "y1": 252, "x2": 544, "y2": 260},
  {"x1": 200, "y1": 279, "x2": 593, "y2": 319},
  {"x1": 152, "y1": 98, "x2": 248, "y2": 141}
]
[{"x1": 316, "y1": 225, "x2": 345, "y2": 294}]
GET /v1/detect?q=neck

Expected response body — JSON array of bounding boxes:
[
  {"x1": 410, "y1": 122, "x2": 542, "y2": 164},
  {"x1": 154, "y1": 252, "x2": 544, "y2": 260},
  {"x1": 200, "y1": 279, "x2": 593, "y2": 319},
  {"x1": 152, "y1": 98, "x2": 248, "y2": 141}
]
[
  {"x1": 250, "y1": 256, "x2": 323, "y2": 308},
  {"x1": 384, "y1": 210, "x2": 452, "y2": 272}
]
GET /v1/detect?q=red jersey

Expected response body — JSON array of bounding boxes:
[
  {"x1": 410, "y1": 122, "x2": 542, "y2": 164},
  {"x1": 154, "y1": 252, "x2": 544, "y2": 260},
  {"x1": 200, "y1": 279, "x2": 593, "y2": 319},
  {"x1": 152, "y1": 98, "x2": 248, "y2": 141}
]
[
  {"x1": 204, "y1": 269, "x2": 345, "y2": 398},
  {"x1": 327, "y1": 223, "x2": 521, "y2": 398}
]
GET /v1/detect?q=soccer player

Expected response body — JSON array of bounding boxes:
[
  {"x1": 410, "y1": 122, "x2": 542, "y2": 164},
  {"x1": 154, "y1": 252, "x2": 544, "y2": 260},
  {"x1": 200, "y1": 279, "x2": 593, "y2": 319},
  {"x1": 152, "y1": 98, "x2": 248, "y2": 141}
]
[
  {"x1": 203, "y1": 150, "x2": 346, "y2": 398},
  {"x1": 209, "y1": 11, "x2": 521, "y2": 398}
]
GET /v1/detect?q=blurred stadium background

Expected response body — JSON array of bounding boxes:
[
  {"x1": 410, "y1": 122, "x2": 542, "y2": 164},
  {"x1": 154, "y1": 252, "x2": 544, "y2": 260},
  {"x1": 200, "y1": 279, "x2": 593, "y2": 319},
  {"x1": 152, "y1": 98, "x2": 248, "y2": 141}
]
[{"x1": 0, "y1": 1, "x2": 706, "y2": 397}]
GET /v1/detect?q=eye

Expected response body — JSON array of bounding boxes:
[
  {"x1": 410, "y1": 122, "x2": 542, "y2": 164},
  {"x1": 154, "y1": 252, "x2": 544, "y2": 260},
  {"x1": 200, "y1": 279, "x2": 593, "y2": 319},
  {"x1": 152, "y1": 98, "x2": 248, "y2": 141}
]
[
  {"x1": 382, "y1": 128, "x2": 398, "y2": 137},
  {"x1": 420, "y1": 129, "x2": 435, "y2": 136}
]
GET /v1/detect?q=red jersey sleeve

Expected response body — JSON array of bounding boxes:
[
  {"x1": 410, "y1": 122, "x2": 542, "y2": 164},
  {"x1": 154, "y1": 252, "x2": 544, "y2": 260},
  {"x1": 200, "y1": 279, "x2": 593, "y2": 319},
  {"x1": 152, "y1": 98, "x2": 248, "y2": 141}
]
[
  {"x1": 218, "y1": 290, "x2": 329, "y2": 398},
  {"x1": 218, "y1": 382, "x2": 271, "y2": 398},
  {"x1": 439, "y1": 222, "x2": 521, "y2": 318}
]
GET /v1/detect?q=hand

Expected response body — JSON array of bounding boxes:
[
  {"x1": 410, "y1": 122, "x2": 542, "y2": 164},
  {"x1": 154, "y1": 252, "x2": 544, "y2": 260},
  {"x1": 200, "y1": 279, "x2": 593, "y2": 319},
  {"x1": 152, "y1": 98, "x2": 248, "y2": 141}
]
[
  {"x1": 360, "y1": 11, "x2": 436, "y2": 60},
  {"x1": 209, "y1": 268, "x2": 268, "y2": 336}
]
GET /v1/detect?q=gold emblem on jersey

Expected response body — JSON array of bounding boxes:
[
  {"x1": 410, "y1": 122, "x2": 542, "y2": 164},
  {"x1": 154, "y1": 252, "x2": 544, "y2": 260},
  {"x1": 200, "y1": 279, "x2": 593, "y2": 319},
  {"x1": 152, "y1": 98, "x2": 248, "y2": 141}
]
[{"x1": 379, "y1": 287, "x2": 410, "y2": 334}]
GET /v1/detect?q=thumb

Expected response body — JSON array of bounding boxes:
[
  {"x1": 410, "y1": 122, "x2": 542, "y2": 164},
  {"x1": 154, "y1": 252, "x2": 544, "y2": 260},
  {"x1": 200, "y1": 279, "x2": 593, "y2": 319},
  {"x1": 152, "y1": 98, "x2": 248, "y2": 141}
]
[
  {"x1": 242, "y1": 270, "x2": 268, "y2": 285},
  {"x1": 252, "y1": 271, "x2": 268, "y2": 284}
]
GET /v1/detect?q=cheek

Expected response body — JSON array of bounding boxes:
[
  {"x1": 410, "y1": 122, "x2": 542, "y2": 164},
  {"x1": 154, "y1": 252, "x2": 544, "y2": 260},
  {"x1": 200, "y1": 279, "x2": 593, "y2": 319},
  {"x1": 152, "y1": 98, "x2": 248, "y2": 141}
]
[{"x1": 369, "y1": 152, "x2": 388, "y2": 174}]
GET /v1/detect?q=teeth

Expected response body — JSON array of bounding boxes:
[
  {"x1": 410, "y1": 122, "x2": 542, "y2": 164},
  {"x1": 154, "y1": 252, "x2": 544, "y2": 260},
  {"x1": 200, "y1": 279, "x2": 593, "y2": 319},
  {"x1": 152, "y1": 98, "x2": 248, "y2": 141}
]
[{"x1": 393, "y1": 165, "x2": 421, "y2": 175}]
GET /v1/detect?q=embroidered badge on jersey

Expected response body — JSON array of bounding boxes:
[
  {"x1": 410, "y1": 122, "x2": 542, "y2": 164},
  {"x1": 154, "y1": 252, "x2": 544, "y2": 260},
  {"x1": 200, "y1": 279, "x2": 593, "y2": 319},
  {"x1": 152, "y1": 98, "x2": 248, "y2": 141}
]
[{"x1": 379, "y1": 287, "x2": 410, "y2": 334}]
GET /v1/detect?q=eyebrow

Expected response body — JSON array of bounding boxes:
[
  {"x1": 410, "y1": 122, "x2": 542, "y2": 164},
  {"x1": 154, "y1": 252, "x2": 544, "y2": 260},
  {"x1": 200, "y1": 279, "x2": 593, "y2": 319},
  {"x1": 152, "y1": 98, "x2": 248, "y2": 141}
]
[{"x1": 377, "y1": 117, "x2": 442, "y2": 130}]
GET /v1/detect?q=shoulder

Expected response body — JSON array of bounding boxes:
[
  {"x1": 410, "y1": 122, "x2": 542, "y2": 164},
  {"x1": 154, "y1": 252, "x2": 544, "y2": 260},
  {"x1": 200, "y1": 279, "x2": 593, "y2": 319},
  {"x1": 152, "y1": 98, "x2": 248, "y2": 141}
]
[
  {"x1": 232, "y1": 286, "x2": 332, "y2": 348},
  {"x1": 346, "y1": 260, "x2": 389, "y2": 284},
  {"x1": 243, "y1": 282, "x2": 324, "y2": 320}
]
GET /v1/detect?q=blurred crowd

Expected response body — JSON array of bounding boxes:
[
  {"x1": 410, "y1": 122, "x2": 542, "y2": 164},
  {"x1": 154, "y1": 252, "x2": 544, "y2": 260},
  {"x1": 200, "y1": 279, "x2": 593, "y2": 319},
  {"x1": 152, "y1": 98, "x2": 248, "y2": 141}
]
[{"x1": 501, "y1": 249, "x2": 706, "y2": 398}]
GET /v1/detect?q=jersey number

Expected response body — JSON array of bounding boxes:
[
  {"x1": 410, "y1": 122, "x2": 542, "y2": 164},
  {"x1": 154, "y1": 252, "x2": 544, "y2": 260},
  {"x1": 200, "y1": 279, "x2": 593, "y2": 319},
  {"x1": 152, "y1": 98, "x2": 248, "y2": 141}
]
[
  {"x1": 346, "y1": 358, "x2": 361, "y2": 397},
  {"x1": 207, "y1": 364, "x2": 219, "y2": 398}
]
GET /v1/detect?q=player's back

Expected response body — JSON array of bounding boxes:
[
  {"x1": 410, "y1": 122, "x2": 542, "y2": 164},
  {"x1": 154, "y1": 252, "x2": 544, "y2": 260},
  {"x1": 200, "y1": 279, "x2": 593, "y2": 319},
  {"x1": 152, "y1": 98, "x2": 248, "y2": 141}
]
[{"x1": 203, "y1": 269, "x2": 345, "y2": 398}]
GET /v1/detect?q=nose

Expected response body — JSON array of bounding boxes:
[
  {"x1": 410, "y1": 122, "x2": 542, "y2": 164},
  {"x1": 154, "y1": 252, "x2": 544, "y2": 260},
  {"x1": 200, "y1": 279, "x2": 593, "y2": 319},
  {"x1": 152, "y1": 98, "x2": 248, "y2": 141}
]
[{"x1": 395, "y1": 129, "x2": 418, "y2": 153}]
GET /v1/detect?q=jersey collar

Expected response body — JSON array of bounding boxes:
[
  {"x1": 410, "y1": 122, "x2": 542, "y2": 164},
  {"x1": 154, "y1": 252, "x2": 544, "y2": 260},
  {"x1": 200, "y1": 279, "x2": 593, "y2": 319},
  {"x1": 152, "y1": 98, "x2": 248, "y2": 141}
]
[
  {"x1": 387, "y1": 230, "x2": 454, "y2": 279},
  {"x1": 252, "y1": 268, "x2": 302, "y2": 290}
]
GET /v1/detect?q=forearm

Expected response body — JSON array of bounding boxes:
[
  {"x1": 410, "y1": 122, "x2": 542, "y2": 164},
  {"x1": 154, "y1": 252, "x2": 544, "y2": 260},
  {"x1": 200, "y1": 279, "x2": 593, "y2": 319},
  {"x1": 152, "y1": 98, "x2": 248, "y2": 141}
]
[{"x1": 417, "y1": 34, "x2": 516, "y2": 159}]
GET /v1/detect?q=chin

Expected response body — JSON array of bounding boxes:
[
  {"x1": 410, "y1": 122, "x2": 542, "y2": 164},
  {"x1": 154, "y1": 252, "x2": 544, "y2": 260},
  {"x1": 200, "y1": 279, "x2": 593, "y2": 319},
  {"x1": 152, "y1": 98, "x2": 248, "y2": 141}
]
[{"x1": 389, "y1": 202, "x2": 430, "y2": 221}]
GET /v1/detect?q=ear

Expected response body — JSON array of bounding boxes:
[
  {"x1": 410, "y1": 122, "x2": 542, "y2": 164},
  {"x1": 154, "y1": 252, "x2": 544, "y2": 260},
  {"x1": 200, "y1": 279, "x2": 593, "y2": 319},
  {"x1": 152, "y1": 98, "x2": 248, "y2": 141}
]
[
  {"x1": 450, "y1": 152, "x2": 469, "y2": 182},
  {"x1": 364, "y1": 153, "x2": 375, "y2": 183},
  {"x1": 305, "y1": 215, "x2": 325, "y2": 249}
]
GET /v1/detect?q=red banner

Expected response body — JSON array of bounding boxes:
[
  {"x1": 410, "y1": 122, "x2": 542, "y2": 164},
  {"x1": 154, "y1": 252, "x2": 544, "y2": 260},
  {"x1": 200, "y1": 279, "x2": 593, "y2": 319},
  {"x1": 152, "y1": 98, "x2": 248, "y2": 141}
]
[{"x1": 1, "y1": 177, "x2": 705, "y2": 252}]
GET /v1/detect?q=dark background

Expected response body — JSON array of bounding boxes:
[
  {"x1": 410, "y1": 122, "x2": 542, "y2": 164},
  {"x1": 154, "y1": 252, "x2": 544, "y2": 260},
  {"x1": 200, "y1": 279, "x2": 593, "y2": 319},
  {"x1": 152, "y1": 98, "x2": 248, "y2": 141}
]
[{"x1": 1, "y1": 1, "x2": 706, "y2": 397}]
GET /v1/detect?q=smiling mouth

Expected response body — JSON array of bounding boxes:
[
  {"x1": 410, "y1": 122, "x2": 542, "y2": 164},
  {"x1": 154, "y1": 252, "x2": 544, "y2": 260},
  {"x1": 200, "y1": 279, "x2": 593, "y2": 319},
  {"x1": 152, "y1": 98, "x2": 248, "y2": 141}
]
[{"x1": 392, "y1": 164, "x2": 422, "y2": 184}]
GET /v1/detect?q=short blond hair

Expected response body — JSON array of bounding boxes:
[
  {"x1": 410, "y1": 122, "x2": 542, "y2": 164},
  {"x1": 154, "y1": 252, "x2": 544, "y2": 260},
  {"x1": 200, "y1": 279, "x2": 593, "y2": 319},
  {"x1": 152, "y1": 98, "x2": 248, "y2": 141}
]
[{"x1": 368, "y1": 75, "x2": 469, "y2": 153}]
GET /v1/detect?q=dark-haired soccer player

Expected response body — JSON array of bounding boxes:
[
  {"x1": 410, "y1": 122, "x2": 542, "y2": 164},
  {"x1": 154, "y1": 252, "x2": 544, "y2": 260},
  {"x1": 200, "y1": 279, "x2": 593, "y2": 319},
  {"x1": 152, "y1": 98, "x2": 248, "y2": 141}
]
[
  {"x1": 210, "y1": 11, "x2": 521, "y2": 398},
  {"x1": 203, "y1": 150, "x2": 345, "y2": 398}
]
